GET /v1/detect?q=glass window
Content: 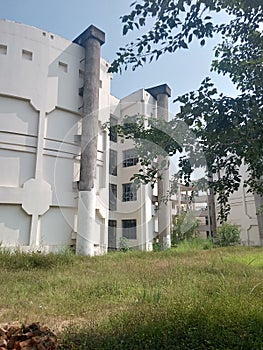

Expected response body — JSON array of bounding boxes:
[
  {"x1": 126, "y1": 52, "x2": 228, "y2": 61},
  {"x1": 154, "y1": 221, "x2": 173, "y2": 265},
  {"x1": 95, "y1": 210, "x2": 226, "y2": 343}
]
[
  {"x1": 122, "y1": 219, "x2": 137, "y2": 239},
  {"x1": 122, "y1": 183, "x2": 137, "y2": 202},
  {"x1": 109, "y1": 184, "x2": 117, "y2": 211},
  {"x1": 109, "y1": 149, "x2": 117, "y2": 176},
  {"x1": 110, "y1": 116, "x2": 117, "y2": 142},
  {"x1": 123, "y1": 149, "x2": 138, "y2": 167}
]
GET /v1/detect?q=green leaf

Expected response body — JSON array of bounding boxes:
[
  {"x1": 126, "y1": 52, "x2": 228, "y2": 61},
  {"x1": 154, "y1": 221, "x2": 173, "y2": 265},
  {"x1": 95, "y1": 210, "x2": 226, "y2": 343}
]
[
  {"x1": 138, "y1": 45, "x2": 143, "y2": 54},
  {"x1": 180, "y1": 41, "x2": 188, "y2": 49},
  {"x1": 123, "y1": 25, "x2": 129, "y2": 35},
  {"x1": 139, "y1": 18, "x2": 145, "y2": 26}
]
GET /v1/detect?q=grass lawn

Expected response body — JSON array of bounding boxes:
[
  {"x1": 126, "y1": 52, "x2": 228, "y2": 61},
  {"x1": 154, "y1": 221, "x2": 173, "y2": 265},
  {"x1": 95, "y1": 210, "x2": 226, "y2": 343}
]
[{"x1": 0, "y1": 245, "x2": 262, "y2": 349}]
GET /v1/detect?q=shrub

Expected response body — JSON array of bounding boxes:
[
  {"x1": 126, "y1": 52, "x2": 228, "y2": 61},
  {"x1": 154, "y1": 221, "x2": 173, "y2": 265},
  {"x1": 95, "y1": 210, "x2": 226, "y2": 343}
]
[
  {"x1": 172, "y1": 211, "x2": 199, "y2": 245},
  {"x1": 119, "y1": 237, "x2": 130, "y2": 252},
  {"x1": 152, "y1": 242, "x2": 162, "y2": 252},
  {"x1": 216, "y1": 222, "x2": 240, "y2": 247}
]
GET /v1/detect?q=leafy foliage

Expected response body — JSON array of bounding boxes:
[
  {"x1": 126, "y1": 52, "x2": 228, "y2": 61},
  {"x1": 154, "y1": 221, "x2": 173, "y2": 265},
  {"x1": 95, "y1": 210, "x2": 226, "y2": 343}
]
[
  {"x1": 172, "y1": 211, "x2": 199, "y2": 244},
  {"x1": 175, "y1": 237, "x2": 214, "y2": 251},
  {"x1": 105, "y1": 115, "x2": 187, "y2": 187},
  {"x1": 216, "y1": 222, "x2": 240, "y2": 246},
  {"x1": 119, "y1": 236, "x2": 130, "y2": 252},
  {"x1": 109, "y1": 0, "x2": 262, "y2": 74},
  {"x1": 108, "y1": 0, "x2": 263, "y2": 222}
]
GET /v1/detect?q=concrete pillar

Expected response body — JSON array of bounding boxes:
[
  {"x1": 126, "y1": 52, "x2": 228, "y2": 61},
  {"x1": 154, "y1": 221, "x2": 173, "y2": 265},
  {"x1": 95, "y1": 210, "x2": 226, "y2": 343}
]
[
  {"x1": 146, "y1": 84, "x2": 172, "y2": 249},
  {"x1": 253, "y1": 193, "x2": 263, "y2": 245},
  {"x1": 207, "y1": 172, "x2": 217, "y2": 238},
  {"x1": 73, "y1": 25, "x2": 105, "y2": 255}
]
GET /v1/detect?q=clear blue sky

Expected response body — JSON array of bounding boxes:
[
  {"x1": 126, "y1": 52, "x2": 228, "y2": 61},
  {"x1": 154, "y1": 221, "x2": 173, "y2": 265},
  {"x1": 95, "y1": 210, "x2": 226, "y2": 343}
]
[{"x1": 0, "y1": 0, "x2": 237, "y2": 115}]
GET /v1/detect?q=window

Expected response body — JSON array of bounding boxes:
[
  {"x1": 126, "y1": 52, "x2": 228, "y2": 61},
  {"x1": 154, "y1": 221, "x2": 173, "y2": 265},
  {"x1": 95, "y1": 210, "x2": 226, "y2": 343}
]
[
  {"x1": 108, "y1": 220, "x2": 117, "y2": 249},
  {"x1": 79, "y1": 69, "x2": 84, "y2": 80},
  {"x1": 109, "y1": 149, "x2": 117, "y2": 176},
  {"x1": 22, "y1": 49, "x2": 33, "y2": 61},
  {"x1": 0, "y1": 45, "x2": 7, "y2": 55},
  {"x1": 122, "y1": 183, "x2": 137, "y2": 202},
  {"x1": 109, "y1": 184, "x2": 117, "y2": 211},
  {"x1": 122, "y1": 219, "x2": 137, "y2": 240},
  {"x1": 123, "y1": 149, "x2": 138, "y2": 167},
  {"x1": 109, "y1": 116, "x2": 117, "y2": 142},
  {"x1": 58, "y1": 61, "x2": 68, "y2": 72}
]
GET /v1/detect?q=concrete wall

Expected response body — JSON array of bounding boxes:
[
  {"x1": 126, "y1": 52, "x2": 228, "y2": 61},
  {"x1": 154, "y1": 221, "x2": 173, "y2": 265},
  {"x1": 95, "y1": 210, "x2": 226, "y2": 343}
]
[
  {"x1": 0, "y1": 20, "x2": 111, "y2": 252},
  {"x1": 226, "y1": 164, "x2": 260, "y2": 245}
]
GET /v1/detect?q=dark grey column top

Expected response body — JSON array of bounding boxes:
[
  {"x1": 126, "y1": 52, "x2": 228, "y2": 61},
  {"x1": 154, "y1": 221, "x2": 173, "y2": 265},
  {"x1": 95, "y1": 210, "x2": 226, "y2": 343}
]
[
  {"x1": 73, "y1": 25, "x2": 105, "y2": 47},
  {"x1": 145, "y1": 84, "x2": 171, "y2": 99}
]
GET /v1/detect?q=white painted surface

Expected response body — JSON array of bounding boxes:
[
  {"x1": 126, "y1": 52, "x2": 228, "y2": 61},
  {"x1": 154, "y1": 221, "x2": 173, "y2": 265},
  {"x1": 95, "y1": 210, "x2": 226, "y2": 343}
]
[
  {"x1": 220, "y1": 163, "x2": 260, "y2": 245},
  {"x1": 76, "y1": 190, "x2": 96, "y2": 256},
  {"x1": 0, "y1": 20, "x2": 111, "y2": 253},
  {"x1": 22, "y1": 178, "x2": 52, "y2": 216}
]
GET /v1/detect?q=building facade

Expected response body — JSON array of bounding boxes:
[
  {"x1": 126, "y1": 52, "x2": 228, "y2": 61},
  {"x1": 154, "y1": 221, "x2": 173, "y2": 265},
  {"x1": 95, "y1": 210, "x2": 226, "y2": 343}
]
[
  {"x1": 223, "y1": 164, "x2": 263, "y2": 246},
  {"x1": 0, "y1": 20, "x2": 173, "y2": 254},
  {"x1": 0, "y1": 20, "x2": 262, "y2": 253}
]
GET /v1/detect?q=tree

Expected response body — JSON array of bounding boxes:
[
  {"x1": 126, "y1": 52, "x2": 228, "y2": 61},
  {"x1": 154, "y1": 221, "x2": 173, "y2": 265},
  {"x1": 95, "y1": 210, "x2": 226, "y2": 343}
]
[{"x1": 108, "y1": 0, "x2": 263, "y2": 222}]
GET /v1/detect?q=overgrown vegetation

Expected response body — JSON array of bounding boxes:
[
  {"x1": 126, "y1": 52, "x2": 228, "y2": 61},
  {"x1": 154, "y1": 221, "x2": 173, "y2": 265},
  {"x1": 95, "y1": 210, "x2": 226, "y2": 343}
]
[
  {"x1": 171, "y1": 216, "x2": 241, "y2": 249},
  {"x1": 172, "y1": 212, "x2": 199, "y2": 244},
  {"x1": 175, "y1": 237, "x2": 214, "y2": 252},
  {"x1": 0, "y1": 247, "x2": 74, "y2": 270},
  {"x1": 216, "y1": 222, "x2": 241, "y2": 247},
  {"x1": 119, "y1": 236, "x2": 130, "y2": 252},
  {"x1": 0, "y1": 247, "x2": 262, "y2": 349}
]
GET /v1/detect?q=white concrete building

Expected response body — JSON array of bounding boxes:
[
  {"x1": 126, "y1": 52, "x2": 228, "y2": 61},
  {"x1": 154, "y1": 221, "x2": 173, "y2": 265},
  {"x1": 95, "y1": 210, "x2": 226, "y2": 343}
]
[
  {"x1": 0, "y1": 19, "x2": 261, "y2": 254},
  {"x1": 222, "y1": 164, "x2": 263, "y2": 246},
  {"x1": 0, "y1": 19, "x2": 172, "y2": 254}
]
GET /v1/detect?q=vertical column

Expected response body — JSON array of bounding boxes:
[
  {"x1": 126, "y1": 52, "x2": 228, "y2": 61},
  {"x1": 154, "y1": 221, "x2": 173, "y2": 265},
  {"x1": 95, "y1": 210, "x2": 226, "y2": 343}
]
[
  {"x1": 73, "y1": 25, "x2": 105, "y2": 256},
  {"x1": 146, "y1": 84, "x2": 172, "y2": 249},
  {"x1": 254, "y1": 193, "x2": 263, "y2": 245},
  {"x1": 208, "y1": 172, "x2": 217, "y2": 238}
]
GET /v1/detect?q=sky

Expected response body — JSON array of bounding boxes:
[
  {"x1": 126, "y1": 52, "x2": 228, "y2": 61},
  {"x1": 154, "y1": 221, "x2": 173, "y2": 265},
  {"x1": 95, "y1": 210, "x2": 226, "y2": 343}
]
[{"x1": 0, "y1": 0, "x2": 238, "y2": 115}]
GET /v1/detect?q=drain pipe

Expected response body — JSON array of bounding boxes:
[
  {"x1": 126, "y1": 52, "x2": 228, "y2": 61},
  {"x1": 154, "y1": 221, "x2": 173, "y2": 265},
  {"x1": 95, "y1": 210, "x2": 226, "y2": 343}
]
[
  {"x1": 73, "y1": 25, "x2": 105, "y2": 255},
  {"x1": 146, "y1": 84, "x2": 172, "y2": 249}
]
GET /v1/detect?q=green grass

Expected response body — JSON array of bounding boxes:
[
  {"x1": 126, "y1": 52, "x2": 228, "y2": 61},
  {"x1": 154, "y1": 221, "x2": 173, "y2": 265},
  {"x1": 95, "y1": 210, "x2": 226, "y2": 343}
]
[
  {"x1": 0, "y1": 246, "x2": 262, "y2": 349},
  {"x1": 173, "y1": 237, "x2": 214, "y2": 252}
]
